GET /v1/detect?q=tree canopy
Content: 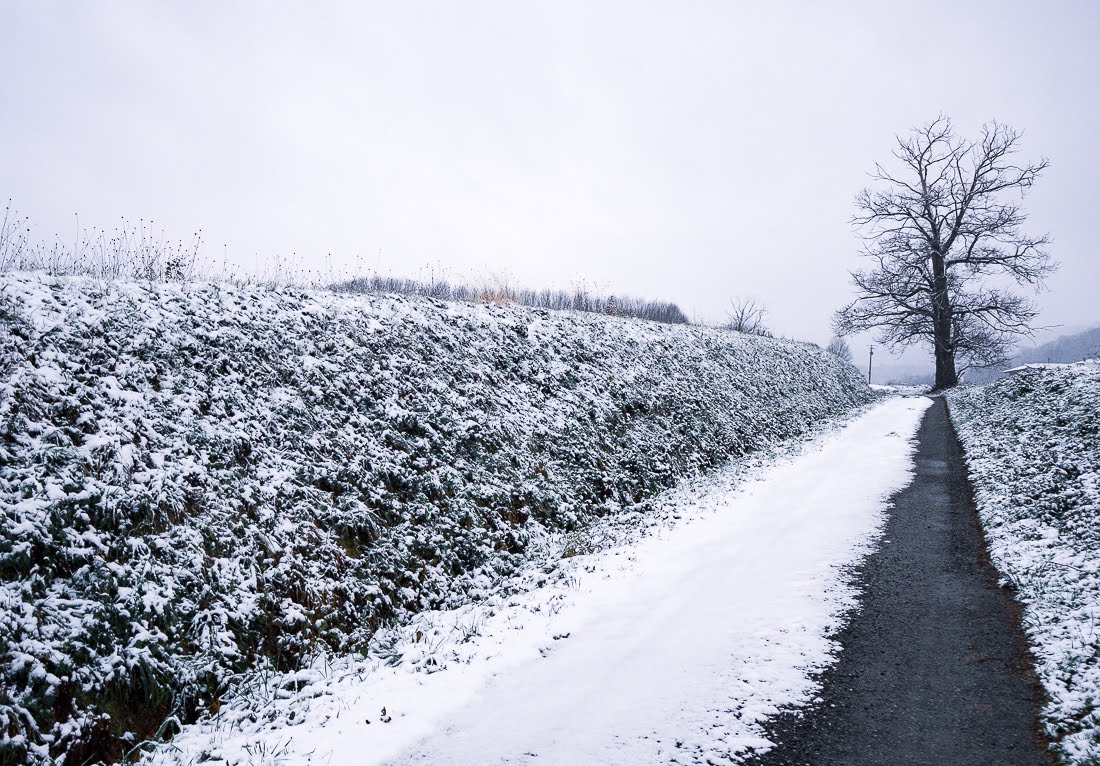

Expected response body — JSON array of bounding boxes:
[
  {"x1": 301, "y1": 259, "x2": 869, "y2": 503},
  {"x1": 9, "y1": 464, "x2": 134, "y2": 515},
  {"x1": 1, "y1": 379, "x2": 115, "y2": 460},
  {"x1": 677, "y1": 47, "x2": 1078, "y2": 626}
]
[{"x1": 834, "y1": 116, "x2": 1056, "y2": 389}]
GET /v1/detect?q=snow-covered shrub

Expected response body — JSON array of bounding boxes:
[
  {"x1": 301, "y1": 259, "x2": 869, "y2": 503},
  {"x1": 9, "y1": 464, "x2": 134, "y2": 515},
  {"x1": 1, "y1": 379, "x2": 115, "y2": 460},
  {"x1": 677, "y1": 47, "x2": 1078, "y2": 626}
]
[
  {"x1": 948, "y1": 362, "x2": 1100, "y2": 766},
  {"x1": 0, "y1": 274, "x2": 871, "y2": 763}
]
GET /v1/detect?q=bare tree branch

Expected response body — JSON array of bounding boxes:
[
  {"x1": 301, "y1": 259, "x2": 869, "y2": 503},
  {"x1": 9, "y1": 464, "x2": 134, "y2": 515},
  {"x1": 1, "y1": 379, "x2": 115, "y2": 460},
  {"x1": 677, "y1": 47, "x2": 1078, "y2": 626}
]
[
  {"x1": 725, "y1": 297, "x2": 771, "y2": 336},
  {"x1": 833, "y1": 116, "x2": 1055, "y2": 390}
]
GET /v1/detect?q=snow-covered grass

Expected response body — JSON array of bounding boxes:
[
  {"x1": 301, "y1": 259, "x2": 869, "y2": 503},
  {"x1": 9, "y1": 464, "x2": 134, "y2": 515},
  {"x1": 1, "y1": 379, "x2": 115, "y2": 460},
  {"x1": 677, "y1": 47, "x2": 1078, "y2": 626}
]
[
  {"x1": 149, "y1": 397, "x2": 929, "y2": 766},
  {"x1": 947, "y1": 362, "x2": 1100, "y2": 766},
  {"x1": 0, "y1": 273, "x2": 871, "y2": 764},
  {"x1": 870, "y1": 383, "x2": 930, "y2": 397}
]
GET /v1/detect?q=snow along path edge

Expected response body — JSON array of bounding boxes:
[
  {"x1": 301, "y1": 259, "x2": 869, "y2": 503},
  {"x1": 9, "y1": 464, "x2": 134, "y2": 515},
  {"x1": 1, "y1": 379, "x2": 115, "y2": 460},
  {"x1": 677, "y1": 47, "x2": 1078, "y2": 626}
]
[
  {"x1": 947, "y1": 364, "x2": 1100, "y2": 765},
  {"x1": 151, "y1": 396, "x2": 931, "y2": 766}
]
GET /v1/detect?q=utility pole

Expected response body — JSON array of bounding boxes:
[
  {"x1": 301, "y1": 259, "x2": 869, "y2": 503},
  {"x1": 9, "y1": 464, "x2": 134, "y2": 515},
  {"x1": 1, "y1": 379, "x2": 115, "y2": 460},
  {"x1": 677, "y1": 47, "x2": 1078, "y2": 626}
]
[{"x1": 867, "y1": 344, "x2": 874, "y2": 385}]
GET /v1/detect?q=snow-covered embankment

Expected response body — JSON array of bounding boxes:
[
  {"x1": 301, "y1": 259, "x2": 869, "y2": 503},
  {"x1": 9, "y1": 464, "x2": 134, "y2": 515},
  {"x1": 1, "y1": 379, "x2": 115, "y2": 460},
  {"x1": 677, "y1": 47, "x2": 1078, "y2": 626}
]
[
  {"x1": 948, "y1": 362, "x2": 1100, "y2": 766},
  {"x1": 150, "y1": 396, "x2": 930, "y2": 766},
  {"x1": 0, "y1": 274, "x2": 871, "y2": 763}
]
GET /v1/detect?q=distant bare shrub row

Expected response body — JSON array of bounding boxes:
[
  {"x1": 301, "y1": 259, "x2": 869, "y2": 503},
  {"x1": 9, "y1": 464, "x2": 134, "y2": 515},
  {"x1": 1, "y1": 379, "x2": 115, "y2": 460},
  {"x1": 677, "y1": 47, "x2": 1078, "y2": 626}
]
[
  {"x1": 333, "y1": 275, "x2": 690, "y2": 325},
  {"x1": 1, "y1": 200, "x2": 689, "y2": 325},
  {"x1": 0, "y1": 201, "x2": 202, "y2": 281}
]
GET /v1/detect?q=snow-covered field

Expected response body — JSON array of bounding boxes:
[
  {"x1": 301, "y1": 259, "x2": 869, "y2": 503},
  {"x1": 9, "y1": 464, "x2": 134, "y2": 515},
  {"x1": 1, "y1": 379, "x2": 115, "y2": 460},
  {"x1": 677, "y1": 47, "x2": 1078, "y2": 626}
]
[
  {"x1": 0, "y1": 274, "x2": 871, "y2": 763},
  {"x1": 150, "y1": 396, "x2": 929, "y2": 766},
  {"x1": 948, "y1": 362, "x2": 1100, "y2": 766}
]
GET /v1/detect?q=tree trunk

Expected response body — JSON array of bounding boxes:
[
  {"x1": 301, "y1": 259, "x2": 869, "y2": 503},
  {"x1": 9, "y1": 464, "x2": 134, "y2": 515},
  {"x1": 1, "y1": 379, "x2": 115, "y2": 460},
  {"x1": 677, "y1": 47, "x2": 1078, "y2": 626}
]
[
  {"x1": 933, "y1": 339, "x2": 958, "y2": 390},
  {"x1": 930, "y1": 253, "x2": 959, "y2": 391}
]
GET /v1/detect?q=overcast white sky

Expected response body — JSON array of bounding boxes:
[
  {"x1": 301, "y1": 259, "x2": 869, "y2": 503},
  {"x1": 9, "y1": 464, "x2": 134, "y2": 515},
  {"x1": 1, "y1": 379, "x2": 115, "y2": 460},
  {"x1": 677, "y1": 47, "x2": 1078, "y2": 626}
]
[{"x1": 3, "y1": 1, "x2": 1097, "y2": 357}]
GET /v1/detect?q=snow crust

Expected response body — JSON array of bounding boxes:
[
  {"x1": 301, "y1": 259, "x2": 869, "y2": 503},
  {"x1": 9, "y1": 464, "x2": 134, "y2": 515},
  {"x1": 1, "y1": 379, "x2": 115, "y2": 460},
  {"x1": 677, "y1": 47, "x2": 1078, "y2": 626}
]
[
  {"x1": 151, "y1": 396, "x2": 930, "y2": 766},
  {"x1": 948, "y1": 361, "x2": 1100, "y2": 765},
  {"x1": 0, "y1": 273, "x2": 872, "y2": 762}
]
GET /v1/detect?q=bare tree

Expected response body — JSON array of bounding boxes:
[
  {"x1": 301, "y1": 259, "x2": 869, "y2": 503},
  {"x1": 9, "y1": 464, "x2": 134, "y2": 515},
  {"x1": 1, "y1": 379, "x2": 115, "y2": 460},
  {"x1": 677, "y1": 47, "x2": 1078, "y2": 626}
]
[
  {"x1": 725, "y1": 297, "x2": 771, "y2": 336},
  {"x1": 826, "y1": 335, "x2": 854, "y2": 364},
  {"x1": 833, "y1": 116, "x2": 1056, "y2": 390}
]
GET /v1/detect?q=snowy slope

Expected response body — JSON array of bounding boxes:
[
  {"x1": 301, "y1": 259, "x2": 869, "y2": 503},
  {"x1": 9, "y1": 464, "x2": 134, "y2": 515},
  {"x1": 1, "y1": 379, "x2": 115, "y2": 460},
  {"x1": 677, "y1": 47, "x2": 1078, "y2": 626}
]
[
  {"x1": 0, "y1": 274, "x2": 872, "y2": 764},
  {"x1": 150, "y1": 397, "x2": 929, "y2": 766},
  {"x1": 948, "y1": 362, "x2": 1100, "y2": 765}
]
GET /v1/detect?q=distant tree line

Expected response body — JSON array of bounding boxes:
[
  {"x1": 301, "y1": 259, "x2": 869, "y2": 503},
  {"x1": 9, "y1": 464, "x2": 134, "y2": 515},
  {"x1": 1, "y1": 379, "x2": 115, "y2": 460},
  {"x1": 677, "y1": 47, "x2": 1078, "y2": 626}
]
[
  {"x1": 1014, "y1": 325, "x2": 1100, "y2": 365},
  {"x1": 333, "y1": 274, "x2": 690, "y2": 325},
  {"x1": 966, "y1": 324, "x2": 1100, "y2": 383}
]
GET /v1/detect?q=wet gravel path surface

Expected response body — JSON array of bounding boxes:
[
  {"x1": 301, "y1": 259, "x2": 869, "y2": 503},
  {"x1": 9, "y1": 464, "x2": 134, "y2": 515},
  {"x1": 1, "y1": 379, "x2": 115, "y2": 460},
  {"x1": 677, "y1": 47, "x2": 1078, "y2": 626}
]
[{"x1": 746, "y1": 397, "x2": 1051, "y2": 766}]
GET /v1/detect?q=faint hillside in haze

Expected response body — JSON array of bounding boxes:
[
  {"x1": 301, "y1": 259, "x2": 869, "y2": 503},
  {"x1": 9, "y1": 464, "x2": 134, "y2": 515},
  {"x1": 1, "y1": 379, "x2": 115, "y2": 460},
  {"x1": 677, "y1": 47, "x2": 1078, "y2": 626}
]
[{"x1": 966, "y1": 325, "x2": 1100, "y2": 383}]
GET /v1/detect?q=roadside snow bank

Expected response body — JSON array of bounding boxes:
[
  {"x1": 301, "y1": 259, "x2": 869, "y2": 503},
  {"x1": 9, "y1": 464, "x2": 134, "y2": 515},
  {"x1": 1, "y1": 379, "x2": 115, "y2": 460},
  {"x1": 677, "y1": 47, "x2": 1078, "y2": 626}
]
[
  {"x1": 948, "y1": 362, "x2": 1100, "y2": 765},
  {"x1": 151, "y1": 396, "x2": 929, "y2": 766},
  {"x1": 0, "y1": 274, "x2": 870, "y2": 763}
]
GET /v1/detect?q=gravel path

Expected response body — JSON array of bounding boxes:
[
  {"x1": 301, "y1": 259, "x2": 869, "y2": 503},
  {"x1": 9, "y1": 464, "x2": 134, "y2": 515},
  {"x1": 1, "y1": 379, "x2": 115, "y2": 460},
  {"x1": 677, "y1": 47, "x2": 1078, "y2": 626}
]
[{"x1": 748, "y1": 397, "x2": 1051, "y2": 766}]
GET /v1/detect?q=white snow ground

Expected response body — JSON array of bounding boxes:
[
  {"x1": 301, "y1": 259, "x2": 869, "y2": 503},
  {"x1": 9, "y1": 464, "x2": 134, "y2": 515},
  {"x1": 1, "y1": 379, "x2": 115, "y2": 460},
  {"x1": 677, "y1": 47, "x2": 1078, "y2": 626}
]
[{"x1": 152, "y1": 396, "x2": 930, "y2": 766}]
